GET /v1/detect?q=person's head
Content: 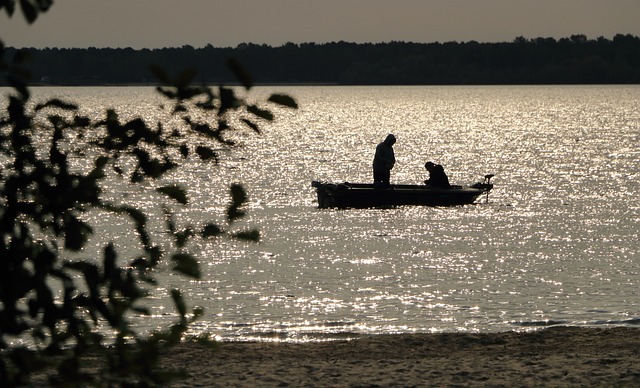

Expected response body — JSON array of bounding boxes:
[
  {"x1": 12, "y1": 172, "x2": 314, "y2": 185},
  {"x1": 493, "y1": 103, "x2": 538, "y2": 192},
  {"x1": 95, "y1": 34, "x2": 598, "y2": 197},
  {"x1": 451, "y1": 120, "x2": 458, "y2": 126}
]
[
  {"x1": 425, "y1": 161, "x2": 435, "y2": 171},
  {"x1": 384, "y1": 134, "x2": 396, "y2": 145}
]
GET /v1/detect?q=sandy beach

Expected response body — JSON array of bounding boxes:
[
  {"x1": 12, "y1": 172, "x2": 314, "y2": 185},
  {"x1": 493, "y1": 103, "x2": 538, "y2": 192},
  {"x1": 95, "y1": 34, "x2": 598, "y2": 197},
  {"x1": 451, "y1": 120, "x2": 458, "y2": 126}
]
[{"x1": 160, "y1": 327, "x2": 640, "y2": 387}]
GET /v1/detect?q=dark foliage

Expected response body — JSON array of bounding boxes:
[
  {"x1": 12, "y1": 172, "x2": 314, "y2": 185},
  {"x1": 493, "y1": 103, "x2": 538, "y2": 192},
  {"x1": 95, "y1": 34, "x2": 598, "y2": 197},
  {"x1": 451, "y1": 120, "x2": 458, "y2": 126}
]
[
  {"x1": 2, "y1": 34, "x2": 640, "y2": 85},
  {"x1": 0, "y1": 1, "x2": 297, "y2": 386}
]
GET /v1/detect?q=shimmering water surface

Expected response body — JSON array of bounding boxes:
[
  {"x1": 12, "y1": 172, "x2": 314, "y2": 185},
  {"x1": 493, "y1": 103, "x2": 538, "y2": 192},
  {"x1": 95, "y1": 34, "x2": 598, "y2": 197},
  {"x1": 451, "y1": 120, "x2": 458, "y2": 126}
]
[{"x1": 25, "y1": 86, "x2": 640, "y2": 341}]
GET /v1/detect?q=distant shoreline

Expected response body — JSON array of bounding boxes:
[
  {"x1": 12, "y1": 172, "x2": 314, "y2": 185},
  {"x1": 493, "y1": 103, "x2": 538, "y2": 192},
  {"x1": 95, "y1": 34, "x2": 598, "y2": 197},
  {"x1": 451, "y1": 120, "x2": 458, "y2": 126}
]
[{"x1": 4, "y1": 36, "x2": 640, "y2": 87}]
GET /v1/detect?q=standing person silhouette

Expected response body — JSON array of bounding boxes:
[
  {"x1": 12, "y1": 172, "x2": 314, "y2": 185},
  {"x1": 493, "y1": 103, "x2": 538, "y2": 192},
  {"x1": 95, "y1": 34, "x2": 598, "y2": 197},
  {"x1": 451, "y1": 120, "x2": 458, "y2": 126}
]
[{"x1": 372, "y1": 134, "x2": 396, "y2": 188}]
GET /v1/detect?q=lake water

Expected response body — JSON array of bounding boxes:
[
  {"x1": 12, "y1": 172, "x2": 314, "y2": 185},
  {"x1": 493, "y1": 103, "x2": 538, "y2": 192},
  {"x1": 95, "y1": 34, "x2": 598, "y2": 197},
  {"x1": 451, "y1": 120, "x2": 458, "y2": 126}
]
[{"x1": 20, "y1": 85, "x2": 640, "y2": 341}]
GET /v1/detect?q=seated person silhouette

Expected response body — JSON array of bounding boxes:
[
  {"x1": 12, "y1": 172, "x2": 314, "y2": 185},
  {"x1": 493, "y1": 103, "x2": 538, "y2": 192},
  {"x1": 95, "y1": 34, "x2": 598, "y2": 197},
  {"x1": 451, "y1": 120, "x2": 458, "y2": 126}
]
[{"x1": 424, "y1": 161, "x2": 451, "y2": 189}]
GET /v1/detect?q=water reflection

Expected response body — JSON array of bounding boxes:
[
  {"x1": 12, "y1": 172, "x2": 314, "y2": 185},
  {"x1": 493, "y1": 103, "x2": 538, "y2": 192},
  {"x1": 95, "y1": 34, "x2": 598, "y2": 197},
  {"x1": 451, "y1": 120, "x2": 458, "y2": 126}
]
[{"x1": 22, "y1": 85, "x2": 640, "y2": 341}]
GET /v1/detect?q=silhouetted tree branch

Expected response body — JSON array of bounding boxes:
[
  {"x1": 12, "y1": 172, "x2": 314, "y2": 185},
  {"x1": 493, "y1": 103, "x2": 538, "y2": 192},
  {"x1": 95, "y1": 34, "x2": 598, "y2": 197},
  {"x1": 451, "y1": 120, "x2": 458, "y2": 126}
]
[{"x1": 0, "y1": 2, "x2": 297, "y2": 386}]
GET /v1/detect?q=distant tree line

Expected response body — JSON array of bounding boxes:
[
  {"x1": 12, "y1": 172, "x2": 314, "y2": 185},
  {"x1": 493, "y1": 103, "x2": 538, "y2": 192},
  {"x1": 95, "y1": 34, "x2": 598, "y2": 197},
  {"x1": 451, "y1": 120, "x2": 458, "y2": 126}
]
[{"x1": 4, "y1": 34, "x2": 640, "y2": 85}]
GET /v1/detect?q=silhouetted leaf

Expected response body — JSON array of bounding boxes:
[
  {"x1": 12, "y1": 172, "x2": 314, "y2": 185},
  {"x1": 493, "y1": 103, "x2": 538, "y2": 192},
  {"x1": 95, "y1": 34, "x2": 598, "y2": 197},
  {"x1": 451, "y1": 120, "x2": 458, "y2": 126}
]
[
  {"x1": 1, "y1": 1, "x2": 16, "y2": 17},
  {"x1": 227, "y1": 184, "x2": 248, "y2": 222},
  {"x1": 173, "y1": 103, "x2": 188, "y2": 113},
  {"x1": 164, "y1": 206, "x2": 176, "y2": 234},
  {"x1": 7, "y1": 74, "x2": 30, "y2": 100},
  {"x1": 171, "y1": 254, "x2": 200, "y2": 279},
  {"x1": 147, "y1": 245, "x2": 163, "y2": 267},
  {"x1": 175, "y1": 227, "x2": 194, "y2": 248},
  {"x1": 121, "y1": 206, "x2": 146, "y2": 227},
  {"x1": 218, "y1": 87, "x2": 237, "y2": 114},
  {"x1": 131, "y1": 306, "x2": 151, "y2": 316},
  {"x1": 201, "y1": 223, "x2": 223, "y2": 238},
  {"x1": 13, "y1": 49, "x2": 32, "y2": 64},
  {"x1": 19, "y1": 0, "x2": 37, "y2": 23},
  {"x1": 192, "y1": 306, "x2": 205, "y2": 320},
  {"x1": 36, "y1": 0, "x2": 52, "y2": 12},
  {"x1": 176, "y1": 68, "x2": 197, "y2": 88},
  {"x1": 156, "y1": 185, "x2": 188, "y2": 205},
  {"x1": 268, "y1": 93, "x2": 298, "y2": 109},
  {"x1": 131, "y1": 170, "x2": 144, "y2": 183},
  {"x1": 74, "y1": 115, "x2": 91, "y2": 127},
  {"x1": 135, "y1": 150, "x2": 165, "y2": 179},
  {"x1": 63, "y1": 261, "x2": 91, "y2": 273},
  {"x1": 241, "y1": 118, "x2": 260, "y2": 133},
  {"x1": 88, "y1": 156, "x2": 109, "y2": 180},
  {"x1": 64, "y1": 216, "x2": 94, "y2": 251},
  {"x1": 35, "y1": 98, "x2": 77, "y2": 111},
  {"x1": 149, "y1": 65, "x2": 171, "y2": 84},
  {"x1": 189, "y1": 122, "x2": 216, "y2": 137},
  {"x1": 179, "y1": 144, "x2": 189, "y2": 157},
  {"x1": 171, "y1": 289, "x2": 187, "y2": 318},
  {"x1": 229, "y1": 183, "x2": 247, "y2": 206},
  {"x1": 232, "y1": 229, "x2": 260, "y2": 242},
  {"x1": 227, "y1": 206, "x2": 245, "y2": 222},
  {"x1": 226, "y1": 57, "x2": 253, "y2": 90},
  {"x1": 114, "y1": 206, "x2": 151, "y2": 248},
  {"x1": 103, "y1": 243, "x2": 117, "y2": 280},
  {"x1": 247, "y1": 105, "x2": 274, "y2": 121},
  {"x1": 156, "y1": 86, "x2": 177, "y2": 99},
  {"x1": 195, "y1": 146, "x2": 217, "y2": 161}
]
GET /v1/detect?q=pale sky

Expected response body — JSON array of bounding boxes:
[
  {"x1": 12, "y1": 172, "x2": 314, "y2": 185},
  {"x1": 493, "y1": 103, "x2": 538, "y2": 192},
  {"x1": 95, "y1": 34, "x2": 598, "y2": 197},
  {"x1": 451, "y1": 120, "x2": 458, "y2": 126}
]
[{"x1": 1, "y1": 0, "x2": 639, "y2": 49}]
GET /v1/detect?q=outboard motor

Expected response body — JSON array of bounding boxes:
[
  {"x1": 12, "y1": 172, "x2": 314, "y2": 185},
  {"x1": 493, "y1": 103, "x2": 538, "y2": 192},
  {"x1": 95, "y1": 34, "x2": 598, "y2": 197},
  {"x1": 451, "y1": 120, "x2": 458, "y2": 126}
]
[{"x1": 470, "y1": 174, "x2": 494, "y2": 203}]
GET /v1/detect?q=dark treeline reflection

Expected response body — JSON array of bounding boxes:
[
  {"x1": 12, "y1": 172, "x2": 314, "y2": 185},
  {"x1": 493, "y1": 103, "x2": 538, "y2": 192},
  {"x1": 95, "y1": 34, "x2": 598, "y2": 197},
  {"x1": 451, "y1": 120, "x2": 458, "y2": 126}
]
[{"x1": 5, "y1": 34, "x2": 640, "y2": 85}]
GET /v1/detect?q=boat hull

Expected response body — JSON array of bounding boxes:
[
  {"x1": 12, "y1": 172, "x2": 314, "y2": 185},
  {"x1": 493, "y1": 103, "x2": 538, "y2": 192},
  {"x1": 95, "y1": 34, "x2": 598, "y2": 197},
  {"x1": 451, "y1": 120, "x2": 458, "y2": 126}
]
[{"x1": 312, "y1": 181, "x2": 492, "y2": 209}]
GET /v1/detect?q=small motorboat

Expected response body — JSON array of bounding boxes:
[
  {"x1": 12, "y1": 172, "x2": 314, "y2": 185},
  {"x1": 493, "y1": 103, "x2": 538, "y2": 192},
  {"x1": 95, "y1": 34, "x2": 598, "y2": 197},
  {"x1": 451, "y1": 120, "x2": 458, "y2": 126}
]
[{"x1": 311, "y1": 175, "x2": 494, "y2": 209}]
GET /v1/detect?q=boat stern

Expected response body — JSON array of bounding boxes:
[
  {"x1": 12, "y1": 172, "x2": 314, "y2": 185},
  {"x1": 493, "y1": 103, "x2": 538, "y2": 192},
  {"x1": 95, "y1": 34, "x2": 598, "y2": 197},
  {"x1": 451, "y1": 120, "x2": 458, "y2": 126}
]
[{"x1": 311, "y1": 181, "x2": 340, "y2": 208}]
